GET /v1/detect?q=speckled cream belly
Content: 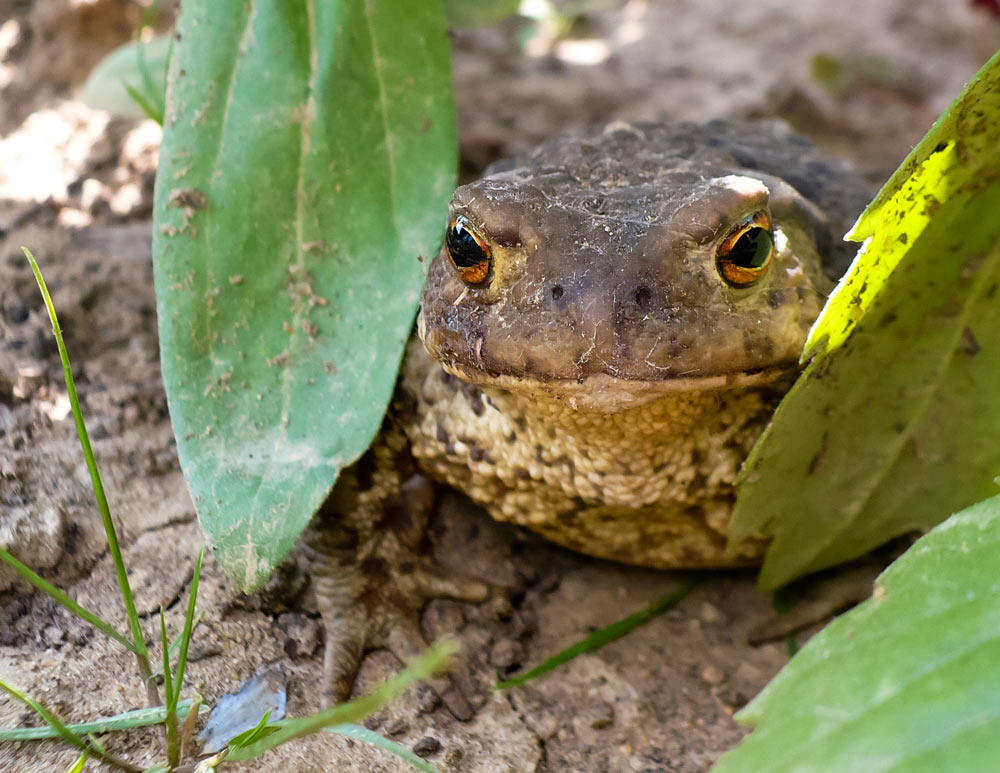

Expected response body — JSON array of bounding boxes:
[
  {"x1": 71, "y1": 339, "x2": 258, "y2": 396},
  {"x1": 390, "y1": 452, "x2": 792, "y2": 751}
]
[{"x1": 398, "y1": 341, "x2": 779, "y2": 568}]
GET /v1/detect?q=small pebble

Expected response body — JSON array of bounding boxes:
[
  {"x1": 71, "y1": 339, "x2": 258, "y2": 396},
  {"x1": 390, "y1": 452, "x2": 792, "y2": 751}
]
[
  {"x1": 586, "y1": 701, "x2": 615, "y2": 729},
  {"x1": 699, "y1": 601, "x2": 723, "y2": 624},
  {"x1": 490, "y1": 638, "x2": 523, "y2": 669},
  {"x1": 384, "y1": 718, "x2": 408, "y2": 737},
  {"x1": 700, "y1": 664, "x2": 726, "y2": 685},
  {"x1": 415, "y1": 685, "x2": 441, "y2": 714},
  {"x1": 5, "y1": 305, "x2": 29, "y2": 324},
  {"x1": 277, "y1": 613, "x2": 321, "y2": 660},
  {"x1": 42, "y1": 625, "x2": 65, "y2": 648},
  {"x1": 413, "y1": 736, "x2": 441, "y2": 757},
  {"x1": 483, "y1": 595, "x2": 513, "y2": 622},
  {"x1": 422, "y1": 599, "x2": 466, "y2": 639},
  {"x1": 187, "y1": 639, "x2": 224, "y2": 662}
]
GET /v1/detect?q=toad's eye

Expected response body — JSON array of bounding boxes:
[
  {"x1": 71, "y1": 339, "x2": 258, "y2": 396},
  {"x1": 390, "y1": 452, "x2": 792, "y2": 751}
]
[
  {"x1": 445, "y1": 215, "x2": 492, "y2": 285},
  {"x1": 716, "y1": 212, "x2": 774, "y2": 287}
]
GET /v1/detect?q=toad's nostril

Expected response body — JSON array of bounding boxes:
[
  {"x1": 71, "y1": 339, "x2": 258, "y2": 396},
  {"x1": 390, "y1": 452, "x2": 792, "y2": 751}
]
[
  {"x1": 550, "y1": 285, "x2": 564, "y2": 301},
  {"x1": 634, "y1": 286, "x2": 651, "y2": 309}
]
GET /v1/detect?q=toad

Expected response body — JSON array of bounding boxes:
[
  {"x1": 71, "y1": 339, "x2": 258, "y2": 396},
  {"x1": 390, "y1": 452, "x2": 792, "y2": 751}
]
[{"x1": 310, "y1": 120, "x2": 871, "y2": 713}]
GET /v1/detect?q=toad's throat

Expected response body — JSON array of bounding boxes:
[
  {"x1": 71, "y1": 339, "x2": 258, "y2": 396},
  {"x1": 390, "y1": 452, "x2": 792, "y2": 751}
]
[{"x1": 437, "y1": 359, "x2": 800, "y2": 413}]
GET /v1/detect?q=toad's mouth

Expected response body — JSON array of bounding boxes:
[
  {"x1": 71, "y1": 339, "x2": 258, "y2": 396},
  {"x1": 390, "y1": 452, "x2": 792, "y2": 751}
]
[{"x1": 436, "y1": 359, "x2": 800, "y2": 413}]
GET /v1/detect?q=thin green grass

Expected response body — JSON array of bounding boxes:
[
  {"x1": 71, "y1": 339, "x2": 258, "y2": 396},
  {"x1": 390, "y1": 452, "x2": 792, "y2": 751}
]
[
  {"x1": 19, "y1": 246, "x2": 158, "y2": 704},
  {"x1": 127, "y1": 2, "x2": 168, "y2": 124},
  {"x1": 166, "y1": 548, "x2": 202, "y2": 765},
  {"x1": 124, "y1": 83, "x2": 164, "y2": 124},
  {"x1": 327, "y1": 723, "x2": 441, "y2": 773},
  {"x1": 151, "y1": 612, "x2": 205, "y2": 680},
  {"x1": 771, "y1": 589, "x2": 800, "y2": 657},
  {"x1": 0, "y1": 545, "x2": 135, "y2": 652},
  {"x1": 0, "y1": 680, "x2": 143, "y2": 772},
  {"x1": 0, "y1": 249, "x2": 456, "y2": 771},
  {"x1": 494, "y1": 576, "x2": 704, "y2": 690},
  {"x1": 0, "y1": 700, "x2": 204, "y2": 742}
]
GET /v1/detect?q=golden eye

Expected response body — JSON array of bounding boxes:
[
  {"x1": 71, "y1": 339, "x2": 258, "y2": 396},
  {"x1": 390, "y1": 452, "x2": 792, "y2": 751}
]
[
  {"x1": 445, "y1": 215, "x2": 492, "y2": 286},
  {"x1": 716, "y1": 211, "x2": 775, "y2": 287}
]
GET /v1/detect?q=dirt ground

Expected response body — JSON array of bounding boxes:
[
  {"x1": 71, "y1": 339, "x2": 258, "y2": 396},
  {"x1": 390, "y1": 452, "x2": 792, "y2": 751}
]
[{"x1": 1, "y1": 1, "x2": 998, "y2": 771}]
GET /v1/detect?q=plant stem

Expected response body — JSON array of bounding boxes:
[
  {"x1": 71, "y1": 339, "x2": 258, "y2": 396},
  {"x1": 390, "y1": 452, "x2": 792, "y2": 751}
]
[
  {"x1": 159, "y1": 611, "x2": 179, "y2": 767},
  {"x1": 22, "y1": 247, "x2": 159, "y2": 707}
]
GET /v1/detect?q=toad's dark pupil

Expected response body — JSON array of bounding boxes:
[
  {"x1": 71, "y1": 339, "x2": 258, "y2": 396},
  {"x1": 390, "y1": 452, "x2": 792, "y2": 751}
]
[
  {"x1": 447, "y1": 223, "x2": 488, "y2": 268},
  {"x1": 728, "y1": 227, "x2": 772, "y2": 268}
]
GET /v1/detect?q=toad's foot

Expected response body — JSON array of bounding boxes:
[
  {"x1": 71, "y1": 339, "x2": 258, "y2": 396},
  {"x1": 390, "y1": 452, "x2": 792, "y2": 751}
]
[{"x1": 310, "y1": 469, "x2": 489, "y2": 718}]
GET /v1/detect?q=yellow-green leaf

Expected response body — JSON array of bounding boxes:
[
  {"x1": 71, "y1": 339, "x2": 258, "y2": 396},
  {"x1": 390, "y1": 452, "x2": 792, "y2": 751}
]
[{"x1": 729, "y1": 49, "x2": 1000, "y2": 589}]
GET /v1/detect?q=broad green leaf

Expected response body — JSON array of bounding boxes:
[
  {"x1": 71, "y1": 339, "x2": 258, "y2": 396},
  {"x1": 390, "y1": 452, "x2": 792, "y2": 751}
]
[
  {"x1": 713, "y1": 492, "x2": 1000, "y2": 773},
  {"x1": 152, "y1": 1, "x2": 456, "y2": 591},
  {"x1": 729, "y1": 49, "x2": 1000, "y2": 589}
]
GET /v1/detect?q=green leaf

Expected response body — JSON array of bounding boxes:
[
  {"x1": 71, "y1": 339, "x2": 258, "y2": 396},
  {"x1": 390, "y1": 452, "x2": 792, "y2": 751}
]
[
  {"x1": 713, "y1": 492, "x2": 1000, "y2": 773},
  {"x1": 81, "y1": 37, "x2": 171, "y2": 120},
  {"x1": 152, "y1": 1, "x2": 457, "y2": 591},
  {"x1": 729, "y1": 49, "x2": 1000, "y2": 589}
]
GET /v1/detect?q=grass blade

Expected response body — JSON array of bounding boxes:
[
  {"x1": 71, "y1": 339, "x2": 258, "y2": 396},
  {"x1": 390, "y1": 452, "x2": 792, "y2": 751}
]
[
  {"x1": 0, "y1": 699, "x2": 204, "y2": 741},
  {"x1": 123, "y1": 83, "x2": 163, "y2": 124},
  {"x1": 0, "y1": 545, "x2": 134, "y2": 653},
  {"x1": 494, "y1": 577, "x2": 703, "y2": 690},
  {"x1": 225, "y1": 639, "x2": 458, "y2": 761},
  {"x1": 151, "y1": 612, "x2": 204, "y2": 679},
  {"x1": 327, "y1": 723, "x2": 441, "y2": 773},
  {"x1": 134, "y1": 37, "x2": 164, "y2": 123},
  {"x1": 21, "y1": 246, "x2": 158, "y2": 706},
  {"x1": 172, "y1": 549, "x2": 203, "y2": 712},
  {"x1": 0, "y1": 680, "x2": 88, "y2": 752},
  {"x1": 0, "y1": 679, "x2": 142, "y2": 772}
]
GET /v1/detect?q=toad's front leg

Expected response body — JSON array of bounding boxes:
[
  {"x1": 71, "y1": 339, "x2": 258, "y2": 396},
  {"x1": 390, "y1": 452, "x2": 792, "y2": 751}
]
[{"x1": 307, "y1": 426, "x2": 489, "y2": 719}]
